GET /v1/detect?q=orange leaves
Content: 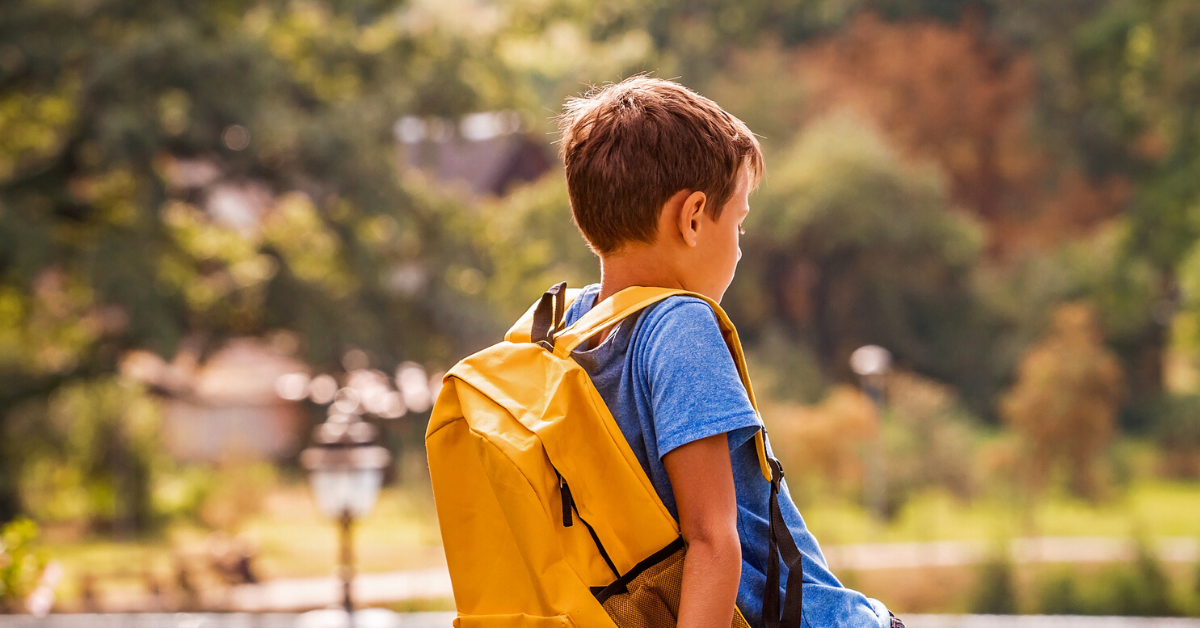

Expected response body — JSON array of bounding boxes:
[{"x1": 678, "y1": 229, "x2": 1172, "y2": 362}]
[
  {"x1": 797, "y1": 13, "x2": 1129, "y2": 257},
  {"x1": 1001, "y1": 303, "x2": 1125, "y2": 498}
]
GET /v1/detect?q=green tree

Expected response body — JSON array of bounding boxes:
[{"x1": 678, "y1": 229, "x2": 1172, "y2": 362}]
[
  {"x1": 735, "y1": 113, "x2": 993, "y2": 403},
  {"x1": 996, "y1": 0, "x2": 1200, "y2": 403},
  {"x1": 0, "y1": 0, "x2": 514, "y2": 521}
]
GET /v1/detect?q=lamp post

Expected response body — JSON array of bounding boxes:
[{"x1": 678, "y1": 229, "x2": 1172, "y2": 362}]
[
  {"x1": 849, "y1": 345, "x2": 891, "y2": 522},
  {"x1": 300, "y1": 414, "x2": 391, "y2": 625}
]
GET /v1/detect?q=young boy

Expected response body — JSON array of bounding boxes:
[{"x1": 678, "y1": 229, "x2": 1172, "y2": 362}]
[{"x1": 556, "y1": 76, "x2": 895, "y2": 628}]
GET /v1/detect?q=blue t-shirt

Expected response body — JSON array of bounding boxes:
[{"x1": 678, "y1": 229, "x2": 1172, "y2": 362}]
[{"x1": 564, "y1": 284, "x2": 889, "y2": 628}]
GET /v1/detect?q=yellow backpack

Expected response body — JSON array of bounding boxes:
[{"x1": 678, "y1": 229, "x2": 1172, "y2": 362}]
[{"x1": 426, "y1": 284, "x2": 804, "y2": 628}]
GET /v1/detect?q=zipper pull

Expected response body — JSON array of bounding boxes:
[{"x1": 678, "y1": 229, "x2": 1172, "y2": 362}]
[{"x1": 560, "y1": 475, "x2": 574, "y2": 527}]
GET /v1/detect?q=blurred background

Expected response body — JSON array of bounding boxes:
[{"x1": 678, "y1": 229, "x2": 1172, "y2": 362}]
[{"x1": 3, "y1": 0, "x2": 1200, "y2": 621}]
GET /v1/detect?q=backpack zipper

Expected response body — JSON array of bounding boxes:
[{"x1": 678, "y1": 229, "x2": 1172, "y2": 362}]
[
  {"x1": 559, "y1": 473, "x2": 574, "y2": 527},
  {"x1": 554, "y1": 469, "x2": 620, "y2": 579}
]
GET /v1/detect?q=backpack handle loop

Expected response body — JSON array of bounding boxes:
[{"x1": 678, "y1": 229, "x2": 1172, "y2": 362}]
[
  {"x1": 552, "y1": 287, "x2": 688, "y2": 357},
  {"x1": 530, "y1": 281, "x2": 568, "y2": 350}
]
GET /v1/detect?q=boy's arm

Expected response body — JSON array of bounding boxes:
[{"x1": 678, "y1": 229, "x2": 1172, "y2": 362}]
[{"x1": 663, "y1": 433, "x2": 741, "y2": 628}]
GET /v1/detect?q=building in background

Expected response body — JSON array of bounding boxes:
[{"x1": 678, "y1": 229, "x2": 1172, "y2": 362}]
[
  {"x1": 395, "y1": 111, "x2": 553, "y2": 196},
  {"x1": 123, "y1": 338, "x2": 308, "y2": 463}
]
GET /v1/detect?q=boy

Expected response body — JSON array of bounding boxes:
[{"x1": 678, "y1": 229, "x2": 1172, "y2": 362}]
[{"x1": 556, "y1": 76, "x2": 895, "y2": 628}]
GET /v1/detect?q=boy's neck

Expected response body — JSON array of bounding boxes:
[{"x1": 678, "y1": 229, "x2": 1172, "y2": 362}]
[{"x1": 597, "y1": 246, "x2": 686, "y2": 303}]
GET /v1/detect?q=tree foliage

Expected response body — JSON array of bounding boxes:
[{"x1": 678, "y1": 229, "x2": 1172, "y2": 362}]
[
  {"x1": 800, "y1": 12, "x2": 1129, "y2": 256},
  {"x1": 1001, "y1": 303, "x2": 1124, "y2": 498},
  {"x1": 736, "y1": 113, "x2": 990, "y2": 398},
  {"x1": 0, "y1": 0, "x2": 515, "y2": 519},
  {"x1": 4, "y1": 0, "x2": 1200, "y2": 526}
]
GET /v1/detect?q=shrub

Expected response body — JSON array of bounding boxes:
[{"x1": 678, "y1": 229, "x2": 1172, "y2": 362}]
[
  {"x1": 762, "y1": 385, "x2": 877, "y2": 501},
  {"x1": 0, "y1": 519, "x2": 46, "y2": 613},
  {"x1": 1001, "y1": 302, "x2": 1124, "y2": 499},
  {"x1": 970, "y1": 551, "x2": 1018, "y2": 614},
  {"x1": 1037, "y1": 568, "x2": 1085, "y2": 615},
  {"x1": 883, "y1": 371, "x2": 981, "y2": 506},
  {"x1": 1034, "y1": 543, "x2": 1180, "y2": 616},
  {"x1": 765, "y1": 370, "x2": 983, "y2": 514},
  {"x1": 1099, "y1": 543, "x2": 1177, "y2": 616},
  {"x1": 1149, "y1": 395, "x2": 1200, "y2": 479}
]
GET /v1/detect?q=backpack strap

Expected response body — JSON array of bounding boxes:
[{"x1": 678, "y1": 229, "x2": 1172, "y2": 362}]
[
  {"x1": 558, "y1": 286, "x2": 804, "y2": 628},
  {"x1": 552, "y1": 286, "x2": 773, "y2": 484}
]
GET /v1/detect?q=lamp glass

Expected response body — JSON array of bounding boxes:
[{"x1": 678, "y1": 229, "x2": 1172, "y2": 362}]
[{"x1": 309, "y1": 467, "x2": 383, "y2": 520}]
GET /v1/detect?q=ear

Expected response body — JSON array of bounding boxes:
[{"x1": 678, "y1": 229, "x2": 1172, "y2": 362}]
[{"x1": 675, "y1": 191, "x2": 707, "y2": 247}]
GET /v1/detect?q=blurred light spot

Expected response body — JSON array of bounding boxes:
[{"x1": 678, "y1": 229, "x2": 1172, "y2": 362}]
[
  {"x1": 451, "y1": 265, "x2": 482, "y2": 295},
  {"x1": 275, "y1": 372, "x2": 311, "y2": 401},
  {"x1": 428, "y1": 371, "x2": 445, "y2": 404},
  {"x1": 388, "y1": 262, "x2": 427, "y2": 296},
  {"x1": 25, "y1": 560, "x2": 60, "y2": 617},
  {"x1": 157, "y1": 155, "x2": 220, "y2": 190},
  {"x1": 342, "y1": 349, "x2": 369, "y2": 371},
  {"x1": 396, "y1": 362, "x2": 432, "y2": 413},
  {"x1": 349, "y1": 368, "x2": 393, "y2": 417},
  {"x1": 333, "y1": 387, "x2": 361, "y2": 414},
  {"x1": 268, "y1": 329, "x2": 301, "y2": 355},
  {"x1": 206, "y1": 182, "x2": 272, "y2": 235},
  {"x1": 361, "y1": 385, "x2": 390, "y2": 415},
  {"x1": 309, "y1": 374, "x2": 338, "y2": 405},
  {"x1": 223, "y1": 124, "x2": 251, "y2": 150},
  {"x1": 849, "y1": 345, "x2": 892, "y2": 377},
  {"x1": 460, "y1": 111, "x2": 521, "y2": 141},
  {"x1": 378, "y1": 391, "x2": 406, "y2": 419},
  {"x1": 347, "y1": 368, "x2": 388, "y2": 392},
  {"x1": 120, "y1": 350, "x2": 169, "y2": 385},
  {"x1": 394, "y1": 116, "x2": 426, "y2": 144}
]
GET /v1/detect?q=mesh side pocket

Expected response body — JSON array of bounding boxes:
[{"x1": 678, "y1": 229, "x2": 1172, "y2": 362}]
[{"x1": 594, "y1": 540, "x2": 751, "y2": 628}]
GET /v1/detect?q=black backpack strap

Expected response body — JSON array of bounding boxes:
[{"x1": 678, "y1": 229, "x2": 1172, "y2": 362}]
[
  {"x1": 763, "y1": 456, "x2": 804, "y2": 628},
  {"x1": 531, "y1": 282, "x2": 568, "y2": 350}
]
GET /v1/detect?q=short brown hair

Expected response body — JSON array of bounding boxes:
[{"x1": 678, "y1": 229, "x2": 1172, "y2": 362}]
[{"x1": 558, "y1": 76, "x2": 764, "y2": 255}]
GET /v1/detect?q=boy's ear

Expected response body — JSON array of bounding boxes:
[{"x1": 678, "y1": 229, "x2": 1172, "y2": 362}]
[{"x1": 676, "y1": 190, "x2": 707, "y2": 247}]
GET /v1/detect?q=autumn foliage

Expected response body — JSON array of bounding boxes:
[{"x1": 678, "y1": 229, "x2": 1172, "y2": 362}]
[
  {"x1": 798, "y1": 13, "x2": 1129, "y2": 256},
  {"x1": 1001, "y1": 303, "x2": 1125, "y2": 498}
]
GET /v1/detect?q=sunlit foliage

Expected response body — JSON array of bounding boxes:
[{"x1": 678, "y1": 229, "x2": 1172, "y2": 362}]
[{"x1": 1002, "y1": 303, "x2": 1125, "y2": 499}]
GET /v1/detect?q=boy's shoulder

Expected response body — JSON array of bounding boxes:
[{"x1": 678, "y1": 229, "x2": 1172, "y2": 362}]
[
  {"x1": 637, "y1": 294, "x2": 721, "y2": 341},
  {"x1": 629, "y1": 294, "x2": 734, "y2": 371}
]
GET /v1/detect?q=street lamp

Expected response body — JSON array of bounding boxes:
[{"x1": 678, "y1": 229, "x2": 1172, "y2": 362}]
[
  {"x1": 849, "y1": 345, "x2": 891, "y2": 521},
  {"x1": 300, "y1": 414, "x2": 391, "y2": 624}
]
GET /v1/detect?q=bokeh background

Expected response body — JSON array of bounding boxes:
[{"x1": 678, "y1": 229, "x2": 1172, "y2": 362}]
[{"x1": 3, "y1": 0, "x2": 1200, "y2": 619}]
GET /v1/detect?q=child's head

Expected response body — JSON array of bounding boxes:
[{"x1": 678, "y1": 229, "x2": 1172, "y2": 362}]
[{"x1": 558, "y1": 76, "x2": 763, "y2": 299}]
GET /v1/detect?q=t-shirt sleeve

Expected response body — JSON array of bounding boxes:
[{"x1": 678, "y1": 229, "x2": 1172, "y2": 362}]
[{"x1": 637, "y1": 299, "x2": 762, "y2": 459}]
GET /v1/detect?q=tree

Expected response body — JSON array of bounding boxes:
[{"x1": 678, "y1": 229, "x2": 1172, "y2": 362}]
[
  {"x1": 0, "y1": 0, "x2": 512, "y2": 521},
  {"x1": 994, "y1": 0, "x2": 1200, "y2": 400},
  {"x1": 1001, "y1": 302, "x2": 1124, "y2": 498},
  {"x1": 798, "y1": 12, "x2": 1129, "y2": 257},
  {"x1": 735, "y1": 113, "x2": 995, "y2": 403}
]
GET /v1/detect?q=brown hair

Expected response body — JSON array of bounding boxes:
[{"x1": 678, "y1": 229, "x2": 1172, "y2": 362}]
[{"x1": 558, "y1": 76, "x2": 764, "y2": 255}]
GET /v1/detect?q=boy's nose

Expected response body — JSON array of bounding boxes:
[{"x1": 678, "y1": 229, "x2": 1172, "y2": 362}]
[{"x1": 737, "y1": 246, "x2": 742, "y2": 262}]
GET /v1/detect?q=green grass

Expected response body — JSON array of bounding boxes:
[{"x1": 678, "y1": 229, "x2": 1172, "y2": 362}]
[
  {"x1": 802, "y1": 480, "x2": 1200, "y2": 545},
  {"x1": 41, "y1": 483, "x2": 446, "y2": 607},
  {"x1": 35, "y1": 477, "x2": 1200, "y2": 610}
]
